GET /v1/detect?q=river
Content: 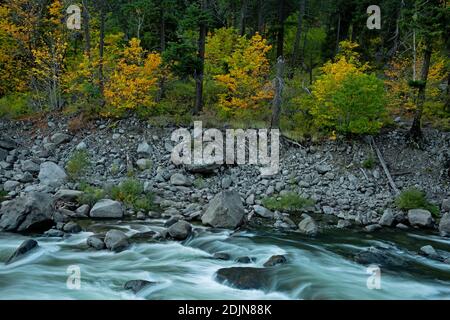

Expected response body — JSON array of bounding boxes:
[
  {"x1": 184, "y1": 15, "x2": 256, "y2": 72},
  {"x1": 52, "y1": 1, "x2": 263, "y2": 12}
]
[{"x1": 1, "y1": 218, "x2": 449, "y2": 300}]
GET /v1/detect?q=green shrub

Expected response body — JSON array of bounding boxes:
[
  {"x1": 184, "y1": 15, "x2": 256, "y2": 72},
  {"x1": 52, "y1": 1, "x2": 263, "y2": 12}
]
[
  {"x1": 66, "y1": 150, "x2": 91, "y2": 181},
  {"x1": 110, "y1": 178, "x2": 155, "y2": 211},
  {"x1": 362, "y1": 156, "x2": 376, "y2": 169},
  {"x1": 395, "y1": 188, "x2": 440, "y2": 217},
  {"x1": 0, "y1": 190, "x2": 8, "y2": 203},
  {"x1": 262, "y1": 192, "x2": 315, "y2": 212},
  {"x1": 0, "y1": 92, "x2": 34, "y2": 119},
  {"x1": 77, "y1": 184, "x2": 106, "y2": 206}
]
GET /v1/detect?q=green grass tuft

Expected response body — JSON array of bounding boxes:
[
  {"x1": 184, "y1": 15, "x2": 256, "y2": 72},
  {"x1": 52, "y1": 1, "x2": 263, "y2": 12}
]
[
  {"x1": 66, "y1": 150, "x2": 91, "y2": 181},
  {"x1": 262, "y1": 192, "x2": 315, "y2": 212},
  {"x1": 395, "y1": 187, "x2": 440, "y2": 217}
]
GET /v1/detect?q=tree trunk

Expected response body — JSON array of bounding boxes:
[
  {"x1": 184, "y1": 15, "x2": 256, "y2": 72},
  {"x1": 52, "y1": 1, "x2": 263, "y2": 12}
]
[
  {"x1": 335, "y1": 12, "x2": 341, "y2": 55},
  {"x1": 98, "y1": 1, "x2": 105, "y2": 104},
  {"x1": 82, "y1": 0, "x2": 91, "y2": 59},
  {"x1": 194, "y1": 0, "x2": 207, "y2": 115},
  {"x1": 409, "y1": 42, "x2": 432, "y2": 141},
  {"x1": 271, "y1": 57, "x2": 285, "y2": 129},
  {"x1": 276, "y1": 0, "x2": 285, "y2": 59},
  {"x1": 257, "y1": 0, "x2": 264, "y2": 34},
  {"x1": 291, "y1": 0, "x2": 305, "y2": 69},
  {"x1": 160, "y1": 4, "x2": 166, "y2": 51},
  {"x1": 446, "y1": 71, "x2": 450, "y2": 113},
  {"x1": 239, "y1": 0, "x2": 247, "y2": 36}
]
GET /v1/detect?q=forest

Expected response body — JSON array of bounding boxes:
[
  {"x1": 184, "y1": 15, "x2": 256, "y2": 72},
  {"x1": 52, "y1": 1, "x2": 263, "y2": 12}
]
[{"x1": 0, "y1": 0, "x2": 448, "y2": 142}]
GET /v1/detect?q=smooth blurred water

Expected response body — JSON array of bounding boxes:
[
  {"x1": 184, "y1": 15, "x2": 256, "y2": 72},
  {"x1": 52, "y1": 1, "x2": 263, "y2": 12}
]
[{"x1": 0, "y1": 219, "x2": 449, "y2": 300}]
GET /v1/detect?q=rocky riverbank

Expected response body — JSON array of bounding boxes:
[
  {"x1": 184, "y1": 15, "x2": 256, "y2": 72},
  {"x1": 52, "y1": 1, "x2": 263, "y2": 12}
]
[{"x1": 1, "y1": 116, "x2": 450, "y2": 277}]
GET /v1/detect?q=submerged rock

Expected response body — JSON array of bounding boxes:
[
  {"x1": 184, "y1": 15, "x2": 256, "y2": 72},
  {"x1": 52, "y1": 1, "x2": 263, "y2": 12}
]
[
  {"x1": 104, "y1": 230, "x2": 129, "y2": 252},
  {"x1": 215, "y1": 267, "x2": 271, "y2": 290},
  {"x1": 6, "y1": 239, "x2": 38, "y2": 264},
  {"x1": 124, "y1": 280, "x2": 156, "y2": 293},
  {"x1": 87, "y1": 235, "x2": 105, "y2": 250},
  {"x1": 354, "y1": 246, "x2": 406, "y2": 267},
  {"x1": 298, "y1": 215, "x2": 318, "y2": 236},
  {"x1": 263, "y1": 255, "x2": 287, "y2": 267},
  {"x1": 213, "y1": 252, "x2": 231, "y2": 260},
  {"x1": 201, "y1": 191, "x2": 245, "y2": 229},
  {"x1": 167, "y1": 220, "x2": 192, "y2": 240}
]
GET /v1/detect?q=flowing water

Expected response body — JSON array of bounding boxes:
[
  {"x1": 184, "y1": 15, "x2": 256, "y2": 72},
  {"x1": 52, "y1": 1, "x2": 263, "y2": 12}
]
[{"x1": 0, "y1": 218, "x2": 450, "y2": 300}]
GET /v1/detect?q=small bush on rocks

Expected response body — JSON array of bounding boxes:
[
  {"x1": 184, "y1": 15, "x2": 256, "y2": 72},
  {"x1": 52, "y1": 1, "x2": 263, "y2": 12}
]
[
  {"x1": 0, "y1": 190, "x2": 7, "y2": 203},
  {"x1": 78, "y1": 184, "x2": 106, "y2": 206},
  {"x1": 66, "y1": 150, "x2": 91, "y2": 181},
  {"x1": 262, "y1": 192, "x2": 315, "y2": 212},
  {"x1": 110, "y1": 178, "x2": 155, "y2": 211},
  {"x1": 395, "y1": 188, "x2": 440, "y2": 217}
]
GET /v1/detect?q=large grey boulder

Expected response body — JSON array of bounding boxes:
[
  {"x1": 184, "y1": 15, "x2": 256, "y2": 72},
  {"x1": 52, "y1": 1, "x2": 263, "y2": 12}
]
[
  {"x1": 90, "y1": 199, "x2": 123, "y2": 218},
  {"x1": 253, "y1": 205, "x2": 275, "y2": 219},
  {"x1": 441, "y1": 199, "x2": 450, "y2": 212},
  {"x1": 0, "y1": 192, "x2": 55, "y2": 232},
  {"x1": 22, "y1": 160, "x2": 40, "y2": 173},
  {"x1": 104, "y1": 230, "x2": 129, "y2": 252},
  {"x1": 3, "y1": 180, "x2": 19, "y2": 192},
  {"x1": 54, "y1": 189, "x2": 84, "y2": 202},
  {"x1": 215, "y1": 267, "x2": 271, "y2": 290},
  {"x1": 298, "y1": 214, "x2": 319, "y2": 236},
  {"x1": 0, "y1": 137, "x2": 17, "y2": 150},
  {"x1": 167, "y1": 220, "x2": 192, "y2": 240},
  {"x1": 202, "y1": 191, "x2": 245, "y2": 229},
  {"x1": 38, "y1": 162, "x2": 67, "y2": 187},
  {"x1": 124, "y1": 280, "x2": 156, "y2": 294},
  {"x1": 6, "y1": 239, "x2": 39, "y2": 264},
  {"x1": 87, "y1": 235, "x2": 105, "y2": 250},
  {"x1": 137, "y1": 141, "x2": 153, "y2": 157},
  {"x1": 169, "y1": 173, "x2": 192, "y2": 187},
  {"x1": 439, "y1": 213, "x2": 450, "y2": 237},
  {"x1": 408, "y1": 209, "x2": 433, "y2": 228},
  {"x1": 379, "y1": 209, "x2": 395, "y2": 227},
  {"x1": 51, "y1": 133, "x2": 71, "y2": 145}
]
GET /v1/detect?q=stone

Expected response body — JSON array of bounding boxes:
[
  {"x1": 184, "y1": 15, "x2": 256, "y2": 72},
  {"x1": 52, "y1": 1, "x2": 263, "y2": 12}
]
[
  {"x1": 18, "y1": 172, "x2": 33, "y2": 183},
  {"x1": 439, "y1": 213, "x2": 450, "y2": 237},
  {"x1": 235, "y1": 256, "x2": 253, "y2": 264},
  {"x1": 63, "y1": 221, "x2": 82, "y2": 233},
  {"x1": 365, "y1": 224, "x2": 382, "y2": 232},
  {"x1": 408, "y1": 209, "x2": 433, "y2": 228},
  {"x1": 396, "y1": 223, "x2": 409, "y2": 230},
  {"x1": 104, "y1": 230, "x2": 129, "y2": 252},
  {"x1": 221, "y1": 176, "x2": 232, "y2": 189},
  {"x1": 202, "y1": 190, "x2": 245, "y2": 229},
  {"x1": 51, "y1": 133, "x2": 71, "y2": 145},
  {"x1": 263, "y1": 255, "x2": 287, "y2": 267},
  {"x1": 245, "y1": 194, "x2": 255, "y2": 205},
  {"x1": 316, "y1": 164, "x2": 332, "y2": 174},
  {"x1": 76, "y1": 204, "x2": 90, "y2": 217},
  {"x1": 124, "y1": 280, "x2": 156, "y2": 294},
  {"x1": 3, "y1": 180, "x2": 19, "y2": 192},
  {"x1": 22, "y1": 160, "x2": 40, "y2": 173},
  {"x1": 337, "y1": 220, "x2": 352, "y2": 229},
  {"x1": 379, "y1": 209, "x2": 395, "y2": 227},
  {"x1": 170, "y1": 173, "x2": 192, "y2": 187},
  {"x1": 76, "y1": 141, "x2": 87, "y2": 151},
  {"x1": 215, "y1": 267, "x2": 271, "y2": 290},
  {"x1": 253, "y1": 205, "x2": 275, "y2": 219},
  {"x1": 90, "y1": 199, "x2": 123, "y2": 218},
  {"x1": 164, "y1": 215, "x2": 183, "y2": 227},
  {"x1": 0, "y1": 148, "x2": 7, "y2": 161},
  {"x1": 167, "y1": 220, "x2": 192, "y2": 240},
  {"x1": 213, "y1": 252, "x2": 231, "y2": 260},
  {"x1": 137, "y1": 141, "x2": 153, "y2": 157},
  {"x1": 298, "y1": 215, "x2": 319, "y2": 236},
  {"x1": 0, "y1": 137, "x2": 17, "y2": 150},
  {"x1": 136, "y1": 159, "x2": 151, "y2": 170},
  {"x1": 354, "y1": 246, "x2": 406, "y2": 267},
  {"x1": 322, "y1": 206, "x2": 334, "y2": 215},
  {"x1": 38, "y1": 162, "x2": 67, "y2": 187},
  {"x1": 87, "y1": 235, "x2": 105, "y2": 250},
  {"x1": 441, "y1": 199, "x2": 450, "y2": 212},
  {"x1": 419, "y1": 245, "x2": 441, "y2": 260},
  {"x1": 0, "y1": 192, "x2": 55, "y2": 232},
  {"x1": 6, "y1": 239, "x2": 38, "y2": 264},
  {"x1": 44, "y1": 229, "x2": 65, "y2": 237},
  {"x1": 54, "y1": 189, "x2": 84, "y2": 202}
]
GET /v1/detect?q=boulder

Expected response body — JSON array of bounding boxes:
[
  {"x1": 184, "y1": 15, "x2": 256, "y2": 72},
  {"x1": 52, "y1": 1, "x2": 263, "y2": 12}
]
[
  {"x1": 124, "y1": 280, "x2": 156, "y2": 294},
  {"x1": 0, "y1": 137, "x2": 17, "y2": 150},
  {"x1": 365, "y1": 224, "x2": 382, "y2": 232},
  {"x1": 215, "y1": 267, "x2": 271, "y2": 290},
  {"x1": 87, "y1": 235, "x2": 105, "y2": 250},
  {"x1": 263, "y1": 255, "x2": 287, "y2": 267},
  {"x1": 316, "y1": 164, "x2": 332, "y2": 174},
  {"x1": 76, "y1": 204, "x2": 90, "y2": 217},
  {"x1": 354, "y1": 246, "x2": 406, "y2": 267},
  {"x1": 54, "y1": 189, "x2": 84, "y2": 202},
  {"x1": 137, "y1": 141, "x2": 153, "y2": 157},
  {"x1": 6, "y1": 239, "x2": 38, "y2": 264},
  {"x1": 0, "y1": 192, "x2": 55, "y2": 232},
  {"x1": 90, "y1": 199, "x2": 123, "y2": 218},
  {"x1": 441, "y1": 199, "x2": 450, "y2": 212},
  {"x1": 253, "y1": 205, "x2": 275, "y2": 219},
  {"x1": 379, "y1": 209, "x2": 395, "y2": 227},
  {"x1": 3, "y1": 180, "x2": 19, "y2": 192},
  {"x1": 38, "y1": 162, "x2": 67, "y2": 187},
  {"x1": 439, "y1": 213, "x2": 450, "y2": 237},
  {"x1": 51, "y1": 133, "x2": 71, "y2": 145},
  {"x1": 104, "y1": 230, "x2": 129, "y2": 252},
  {"x1": 213, "y1": 252, "x2": 230, "y2": 260},
  {"x1": 0, "y1": 148, "x2": 7, "y2": 161},
  {"x1": 202, "y1": 191, "x2": 245, "y2": 229},
  {"x1": 63, "y1": 221, "x2": 82, "y2": 233},
  {"x1": 44, "y1": 229, "x2": 65, "y2": 237},
  {"x1": 167, "y1": 220, "x2": 192, "y2": 240},
  {"x1": 235, "y1": 256, "x2": 254, "y2": 264},
  {"x1": 298, "y1": 215, "x2": 319, "y2": 236},
  {"x1": 408, "y1": 209, "x2": 433, "y2": 228},
  {"x1": 169, "y1": 173, "x2": 192, "y2": 187},
  {"x1": 337, "y1": 220, "x2": 352, "y2": 229},
  {"x1": 419, "y1": 245, "x2": 441, "y2": 260}
]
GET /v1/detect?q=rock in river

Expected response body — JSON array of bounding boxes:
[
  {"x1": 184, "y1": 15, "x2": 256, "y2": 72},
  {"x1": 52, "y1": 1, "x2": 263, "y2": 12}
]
[
  {"x1": 439, "y1": 213, "x2": 450, "y2": 237},
  {"x1": 90, "y1": 199, "x2": 123, "y2": 218},
  {"x1": 167, "y1": 220, "x2": 192, "y2": 240},
  {"x1": 263, "y1": 255, "x2": 287, "y2": 267},
  {"x1": 407, "y1": 209, "x2": 433, "y2": 228},
  {"x1": 104, "y1": 230, "x2": 129, "y2": 252},
  {"x1": 6, "y1": 239, "x2": 39, "y2": 264},
  {"x1": 124, "y1": 280, "x2": 156, "y2": 294},
  {"x1": 215, "y1": 267, "x2": 271, "y2": 290}
]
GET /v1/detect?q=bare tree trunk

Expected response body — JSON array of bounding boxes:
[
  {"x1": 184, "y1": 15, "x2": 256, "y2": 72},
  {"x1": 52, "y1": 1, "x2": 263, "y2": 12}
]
[
  {"x1": 410, "y1": 42, "x2": 432, "y2": 141},
  {"x1": 335, "y1": 12, "x2": 341, "y2": 55},
  {"x1": 239, "y1": 0, "x2": 247, "y2": 36},
  {"x1": 160, "y1": 5, "x2": 166, "y2": 51},
  {"x1": 194, "y1": 0, "x2": 207, "y2": 115},
  {"x1": 291, "y1": 0, "x2": 306, "y2": 71},
  {"x1": 276, "y1": 0, "x2": 285, "y2": 59},
  {"x1": 82, "y1": 0, "x2": 91, "y2": 59},
  {"x1": 271, "y1": 57, "x2": 285, "y2": 129},
  {"x1": 257, "y1": 0, "x2": 264, "y2": 34},
  {"x1": 98, "y1": 1, "x2": 106, "y2": 105}
]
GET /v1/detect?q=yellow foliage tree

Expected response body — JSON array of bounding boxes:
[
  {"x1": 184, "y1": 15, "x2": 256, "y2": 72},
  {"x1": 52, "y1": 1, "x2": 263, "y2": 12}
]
[
  {"x1": 103, "y1": 38, "x2": 162, "y2": 117},
  {"x1": 207, "y1": 29, "x2": 273, "y2": 116}
]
